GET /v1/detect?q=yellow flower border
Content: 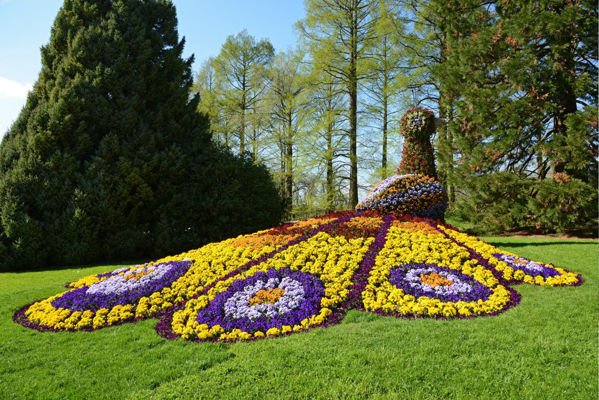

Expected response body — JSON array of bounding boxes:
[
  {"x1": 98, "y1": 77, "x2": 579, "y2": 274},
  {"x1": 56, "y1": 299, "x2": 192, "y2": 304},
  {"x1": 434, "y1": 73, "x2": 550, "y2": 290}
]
[
  {"x1": 362, "y1": 221, "x2": 512, "y2": 318},
  {"x1": 25, "y1": 216, "x2": 338, "y2": 331},
  {"x1": 171, "y1": 232, "x2": 373, "y2": 342},
  {"x1": 437, "y1": 225, "x2": 580, "y2": 286}
]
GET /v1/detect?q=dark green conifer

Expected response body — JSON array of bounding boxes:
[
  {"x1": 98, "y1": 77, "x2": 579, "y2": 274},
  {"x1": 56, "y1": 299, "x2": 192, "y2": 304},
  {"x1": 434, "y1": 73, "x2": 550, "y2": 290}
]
[{"x1": 0, "y1": 0, "x2": 282, "y2": 270}]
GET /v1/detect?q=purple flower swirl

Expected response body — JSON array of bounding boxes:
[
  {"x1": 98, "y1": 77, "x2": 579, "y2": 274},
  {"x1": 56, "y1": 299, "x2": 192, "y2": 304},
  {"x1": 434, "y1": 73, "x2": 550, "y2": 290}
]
[
  {"x1": 51, "y1": 260, "x2": 192, "y2": 311},
  {"x1": 494, "y1": 253, "x2": 560, "y2": 278},
  {"x1": 195, "y1": 268, "x2": 324, "y2": 333},
  {"x1": 389, "y1": 263, "x2": 492, "y2": 302}
]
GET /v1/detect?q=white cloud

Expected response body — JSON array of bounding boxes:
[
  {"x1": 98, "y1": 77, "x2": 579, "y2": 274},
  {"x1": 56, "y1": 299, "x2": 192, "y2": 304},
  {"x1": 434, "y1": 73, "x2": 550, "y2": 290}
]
[
  {"x1": 0, "y1": 77, "x2": 32, "y2": 134},
  {"x1": 0, "y1": 76, "x2": 32, "y2": 99},
  {"x1": 0, "y1": 99, "x2": 26, "y2": 134}
]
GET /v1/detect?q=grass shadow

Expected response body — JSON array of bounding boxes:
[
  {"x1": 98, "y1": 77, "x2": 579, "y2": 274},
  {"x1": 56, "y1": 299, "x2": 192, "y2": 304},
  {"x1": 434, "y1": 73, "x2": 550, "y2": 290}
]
[
  {"x1": 3, "y1": 257, "x2": 154, "y2": 274},
  {"x1": 487, "y1": 241, "x2": 598, "y2": 248}
]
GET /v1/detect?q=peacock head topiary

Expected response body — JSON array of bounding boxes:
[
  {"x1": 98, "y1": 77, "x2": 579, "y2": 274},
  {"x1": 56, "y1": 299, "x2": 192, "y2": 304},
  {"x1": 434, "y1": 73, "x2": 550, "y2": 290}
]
[{"x1": 399, "y1": 107, "x2": 436, "y2": 141}]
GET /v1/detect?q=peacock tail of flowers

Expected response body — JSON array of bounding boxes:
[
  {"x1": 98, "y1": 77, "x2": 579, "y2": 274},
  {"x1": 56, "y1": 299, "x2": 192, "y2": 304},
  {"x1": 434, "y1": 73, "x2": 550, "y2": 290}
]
[
  {"x1": 356, "y1": 174, "x2": 448, "y2": 220},
  {"x1": 15, "y1": 209, "x2": 581, "y2": 342}
]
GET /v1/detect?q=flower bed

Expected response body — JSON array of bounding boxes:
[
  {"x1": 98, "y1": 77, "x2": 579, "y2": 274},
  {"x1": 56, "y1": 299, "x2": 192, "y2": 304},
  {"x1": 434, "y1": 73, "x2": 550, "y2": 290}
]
[
  {"x1": 361, "y1": 220, "x2": 515, "y2": 318},
  {"x1": 436, "y1": 224, "x2": 581, "y2": 286},
  {"x1": 15, "y1": 211, "x2": 582, "y2": 341},
  {"x1": 356, "y1": 174, "x2": 447, "y2": 219}
]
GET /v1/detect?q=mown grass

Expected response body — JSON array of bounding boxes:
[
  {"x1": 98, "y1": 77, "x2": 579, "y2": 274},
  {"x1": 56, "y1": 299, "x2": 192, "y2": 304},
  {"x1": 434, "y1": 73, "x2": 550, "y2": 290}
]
[{"x1": 1, "y1": 238, "x2": 597, "y2": 399}]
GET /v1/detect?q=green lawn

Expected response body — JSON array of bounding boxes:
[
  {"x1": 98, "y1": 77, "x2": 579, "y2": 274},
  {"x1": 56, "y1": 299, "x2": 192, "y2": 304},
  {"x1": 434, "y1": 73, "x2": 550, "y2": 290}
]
[{"x1": 1, "y1": 238, "x2": 597, "y2": 400}]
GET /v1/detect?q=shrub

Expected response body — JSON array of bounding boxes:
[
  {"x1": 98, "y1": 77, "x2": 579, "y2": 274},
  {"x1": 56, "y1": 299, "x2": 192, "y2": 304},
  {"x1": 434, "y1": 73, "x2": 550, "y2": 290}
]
[{"x1": 449, "y1": 172, "x2": 597, "y2": 234}]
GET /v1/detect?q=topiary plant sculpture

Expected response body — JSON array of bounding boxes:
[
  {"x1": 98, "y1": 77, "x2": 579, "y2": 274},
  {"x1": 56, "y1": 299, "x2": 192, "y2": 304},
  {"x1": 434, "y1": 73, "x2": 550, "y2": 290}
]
[{"x1": 397, "y1": 107, "x2": 437, "y2": 178}]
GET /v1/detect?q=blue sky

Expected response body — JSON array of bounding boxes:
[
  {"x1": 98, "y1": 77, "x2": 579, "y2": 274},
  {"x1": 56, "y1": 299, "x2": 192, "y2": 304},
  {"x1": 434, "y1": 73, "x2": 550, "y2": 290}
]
[{"x1": 0, "y1": 0, "x2": 306, "y2": 133}]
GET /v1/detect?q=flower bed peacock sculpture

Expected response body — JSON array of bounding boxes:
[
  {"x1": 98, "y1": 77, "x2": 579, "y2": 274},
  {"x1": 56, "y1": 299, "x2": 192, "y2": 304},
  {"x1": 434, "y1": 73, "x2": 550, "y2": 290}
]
[{"x1": 15, "y1": 108, "x2": 582, "y2": 342}]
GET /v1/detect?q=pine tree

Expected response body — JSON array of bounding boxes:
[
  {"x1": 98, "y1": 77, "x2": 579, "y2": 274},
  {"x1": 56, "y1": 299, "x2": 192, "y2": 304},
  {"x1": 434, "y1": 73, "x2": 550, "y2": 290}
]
[
  {"x1": 0, "y1": 0, "x2": 282, "y2": 270},
  {"x1": 432, "y1": 0, "x2": 598, "y2": 232}
]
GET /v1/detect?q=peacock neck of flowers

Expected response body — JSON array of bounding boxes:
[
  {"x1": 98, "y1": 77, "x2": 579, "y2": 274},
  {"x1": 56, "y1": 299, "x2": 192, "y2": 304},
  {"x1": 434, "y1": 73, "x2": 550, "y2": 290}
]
[
  {"x1": 397, "y1": 136, "x2": 437, "y2": 178},
  {"x1": 397, "y1": 107, "x2": 438, "y2": 178}
]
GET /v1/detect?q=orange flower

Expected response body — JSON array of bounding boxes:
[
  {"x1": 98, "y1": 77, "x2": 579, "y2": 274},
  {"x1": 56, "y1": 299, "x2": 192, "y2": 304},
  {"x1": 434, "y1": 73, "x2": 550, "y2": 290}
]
[
  {"x1": 248, "y1": 288, "x2": 286, "y2": 305},
  {"x1": 420, "y1": 272, "x2": 454, "y2": 287}
]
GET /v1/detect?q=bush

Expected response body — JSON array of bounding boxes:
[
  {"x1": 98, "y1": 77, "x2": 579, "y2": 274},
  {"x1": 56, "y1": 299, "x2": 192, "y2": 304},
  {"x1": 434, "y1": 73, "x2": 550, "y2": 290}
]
[{"x1": 449, "y1": 172, "x2": 597, "y2": 234}]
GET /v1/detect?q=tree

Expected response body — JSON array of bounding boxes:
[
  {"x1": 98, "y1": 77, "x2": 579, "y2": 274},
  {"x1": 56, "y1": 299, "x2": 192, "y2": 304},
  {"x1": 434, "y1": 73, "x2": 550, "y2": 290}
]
[
  {"x1": 0, "y1": 0, "x2": 282, "y2": 271},
  {"x1": 362, "y1": 0, "x2": 405, "y2": 180},
  {"x1": 298, "y1": 0, "x2": 378, "y2": 208},
  {"x1": 385, "y1": 0, "x2": 460, "y2": 201},
  {"x1": 266, "y1": 50, "x2": 309, "y2": 217},
  {"x1": 304, "y1": 71, "x2": 348, "y2": 213},
  {"x1": 214, "y1": 30, "x2": 274, "y2": 157},
  {"x1": 431, "y1": 0, "x2": 598, "y2": 232},
  {"x1": 194, "y1": 58, "x2": 221, "y2": 137}
]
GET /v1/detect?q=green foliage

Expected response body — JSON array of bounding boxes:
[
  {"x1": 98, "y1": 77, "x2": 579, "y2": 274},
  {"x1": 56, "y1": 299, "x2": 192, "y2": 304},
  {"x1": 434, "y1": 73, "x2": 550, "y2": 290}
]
[
  {"x1": 209, "y1": 30, "x2": 274, "y2": 155},
  {"x1": 430, "y1": 0, "x2": 597, "y2": 178},
  {"x1": 0, "y1": 0, "x2": 282, "y2": 271},
  {"x1": 450, "y1": 173, "x2": 597, "y2": 234},
  {"x1": 298, "y1": 0, "x2": 378, "y2": 208},
  {"x1": 409, "y1": 0, "x2": 599, "y2": 232}
]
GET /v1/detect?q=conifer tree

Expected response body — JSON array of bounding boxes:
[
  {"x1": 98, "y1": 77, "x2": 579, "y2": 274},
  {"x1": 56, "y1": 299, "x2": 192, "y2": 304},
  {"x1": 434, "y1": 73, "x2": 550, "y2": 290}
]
[
  {"x1": 432, "y1": 0, "x2": 597, "y2": 232},
  {"x1": 0, "y1": 0, "x2": 282, "y2": 270}
]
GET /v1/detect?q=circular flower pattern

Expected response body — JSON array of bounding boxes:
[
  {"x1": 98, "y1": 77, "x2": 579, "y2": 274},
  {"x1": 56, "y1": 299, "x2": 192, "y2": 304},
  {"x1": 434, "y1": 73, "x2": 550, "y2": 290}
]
[
  {"x1": 195, "y1": 268, "x2": 324, "y2": 333},
  {"x1": 51, "y1": 260, "x2": 192, "y2": 311},
  {"x1": 493, "y1": 253, "x2": 560, "y2": 278},
  {"x1": 389, "y1": 264, "x2": 492, "y2": 303}
]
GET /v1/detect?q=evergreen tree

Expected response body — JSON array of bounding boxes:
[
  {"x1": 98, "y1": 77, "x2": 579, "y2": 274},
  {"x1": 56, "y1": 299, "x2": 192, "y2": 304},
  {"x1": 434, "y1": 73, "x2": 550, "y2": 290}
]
[
  {"x1": 431, "y1": 0, "x2": 598, "y2": 232},
  {"x1": 0, "y1": 0, "x2": 282, "y2": 270}
]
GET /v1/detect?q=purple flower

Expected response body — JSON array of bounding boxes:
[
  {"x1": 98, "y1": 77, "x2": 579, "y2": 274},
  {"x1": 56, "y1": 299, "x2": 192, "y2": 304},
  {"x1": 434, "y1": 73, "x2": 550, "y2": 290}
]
[
  {"x1": 493, "y1": 253, "x2": 560, "y2": 278},
  {"x1": 389, "y1": 263, "x2": 492, "y2": 302},
  {"x1": 51, "y1": 260, "x2": 192, "y2": 311},
  {"x1": 195, "y1": 268, "x2": 324, "y2": 333},
  {"x1": 357, "y1": 178, "x2": 447, "y2": 219}
]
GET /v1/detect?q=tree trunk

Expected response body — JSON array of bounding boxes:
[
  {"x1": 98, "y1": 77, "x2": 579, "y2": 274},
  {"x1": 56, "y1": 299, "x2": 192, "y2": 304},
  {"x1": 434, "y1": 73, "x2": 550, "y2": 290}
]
[
  {"x1": 252, "y1": 106, "x2": 258, "y2": 162},
  {"x1": 348, "y1": 4, "x2": 359, "y2": 208},
  {"x1": 326, "y1": 116, "x2": 335, "y2": 213},
  {"x1": 240, "y1": 69, "x2": 247, "y2": 154},
  {"x1": 551, "y1": 4, "x2": 577, "y2": 174},
  {"x1": 285, "y1": 110, "x2": 293, "y2": 214},
  {"x1": 382, "y1": 91, "x2": 388, "y2": 180}
]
